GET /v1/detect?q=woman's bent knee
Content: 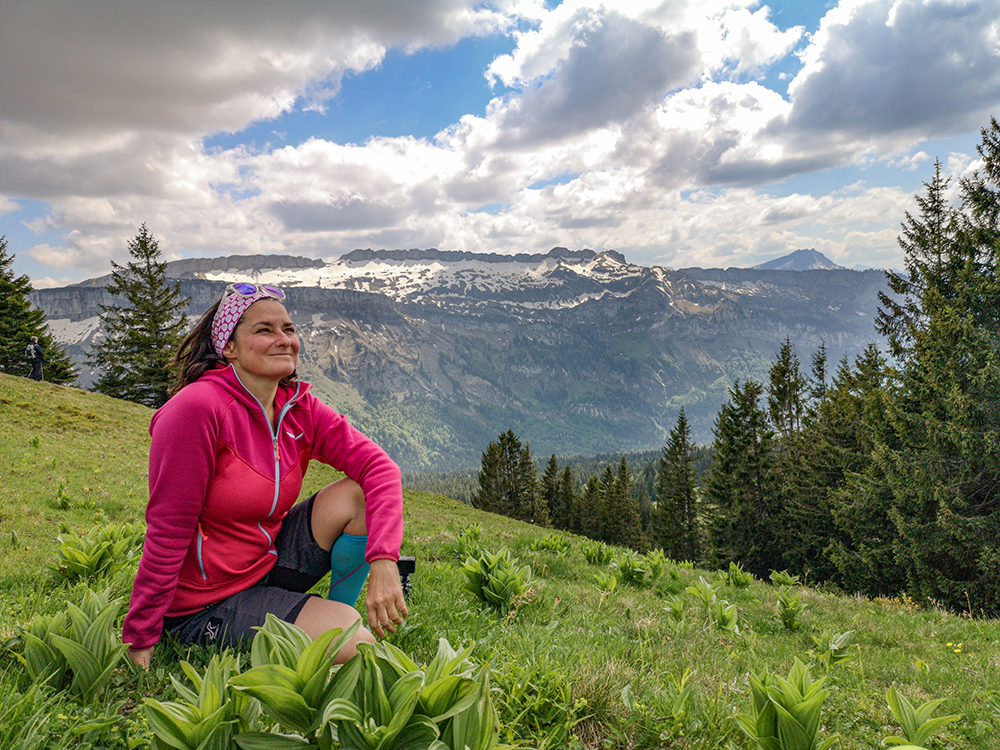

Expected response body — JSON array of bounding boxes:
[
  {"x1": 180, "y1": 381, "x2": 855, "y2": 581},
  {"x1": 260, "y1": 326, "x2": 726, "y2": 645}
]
[{"x1": 311, "y1": 479, "x2": 367, "y2": 548}]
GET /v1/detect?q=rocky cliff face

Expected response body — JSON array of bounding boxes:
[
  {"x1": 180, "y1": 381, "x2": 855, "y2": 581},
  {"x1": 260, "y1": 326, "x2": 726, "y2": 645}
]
[{"x1": 31, "y1": 248, "x2": 887, "y2": 471}]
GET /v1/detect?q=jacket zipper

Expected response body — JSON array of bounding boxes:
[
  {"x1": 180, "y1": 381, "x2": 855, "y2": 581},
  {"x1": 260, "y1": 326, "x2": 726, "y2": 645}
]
[{"x1": 195, "y1": 369, "x2": 303, "y2": 580}]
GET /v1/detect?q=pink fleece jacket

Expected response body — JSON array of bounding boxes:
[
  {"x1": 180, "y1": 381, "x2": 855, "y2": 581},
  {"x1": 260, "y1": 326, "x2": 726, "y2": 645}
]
[{"x1": 122, "y1": 365, "x2": 403, "y2": 650}]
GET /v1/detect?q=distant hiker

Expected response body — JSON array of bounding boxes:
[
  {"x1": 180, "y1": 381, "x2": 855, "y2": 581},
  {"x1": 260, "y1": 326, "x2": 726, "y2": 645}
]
[
  {"x1": 123, "y1": 282, "x2": 407, "y2": 670},
  {"x1": 26, "y1": 336, "x2": 44, "y2": 381}
]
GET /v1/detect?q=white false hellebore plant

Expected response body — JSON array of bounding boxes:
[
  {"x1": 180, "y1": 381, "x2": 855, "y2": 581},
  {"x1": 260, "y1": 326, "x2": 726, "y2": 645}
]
[{"x1": 143, "y1": 615, "x2": 500, "y2": 750}]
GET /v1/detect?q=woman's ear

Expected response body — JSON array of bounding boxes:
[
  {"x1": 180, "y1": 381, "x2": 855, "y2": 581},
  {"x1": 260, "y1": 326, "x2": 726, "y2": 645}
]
[{"x1": 221, "y1": 337, "x2": 237, "y2": 362}]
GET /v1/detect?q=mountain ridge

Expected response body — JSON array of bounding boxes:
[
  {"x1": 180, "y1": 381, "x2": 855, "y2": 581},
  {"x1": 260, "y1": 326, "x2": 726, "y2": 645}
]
[{"x1": 31, "y1": 248, "x2": 888, "y2": 471}]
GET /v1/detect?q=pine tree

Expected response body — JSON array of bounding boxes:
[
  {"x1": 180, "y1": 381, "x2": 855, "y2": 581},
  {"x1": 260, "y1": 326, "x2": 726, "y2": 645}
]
[
  {"x1": 652, "y1": 409, "x2": 700, "y2": 563},
  {"x1": 703, "y1": 379, "x2": 781, "y2": 578},
  {"x1": 88, "y1": 225, "x2": 189, "y2": 408},
  {"x1": 0, "y1": 236, "x2": 76, "y2": 384},
  {"x1": 471, "y1": 429, "x2": 545, "y2": 524}
]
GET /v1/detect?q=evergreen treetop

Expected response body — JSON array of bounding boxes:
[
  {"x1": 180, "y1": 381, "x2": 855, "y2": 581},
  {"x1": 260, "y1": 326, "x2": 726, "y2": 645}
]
[{"x1": 88, "y1": 225, "x2": 189, "y2": 408}]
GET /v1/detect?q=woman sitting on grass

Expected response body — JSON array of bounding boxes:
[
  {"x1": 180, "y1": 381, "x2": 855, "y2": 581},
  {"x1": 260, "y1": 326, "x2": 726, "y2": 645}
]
[{"x1": 123, "y1": 282, "x2": 407, "y2": 669}]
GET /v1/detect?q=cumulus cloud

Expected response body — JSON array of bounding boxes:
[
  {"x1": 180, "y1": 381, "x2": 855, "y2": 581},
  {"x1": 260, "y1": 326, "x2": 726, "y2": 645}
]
[
  {"x1": 0, "y1": 0, "x2": 997, "y2": 283},
  {"x1": 496, "y1": 10, "x2": 700, "y2": 145},
  {"x1": 0, "y1": 0, "x2": 505, "y2": 138},
  {"x1": 782, "y1": 0, "x2": 1000, "y2": 146},
  {"x1": 0, "y1": 196, "x2": 19, "y2": 216}
]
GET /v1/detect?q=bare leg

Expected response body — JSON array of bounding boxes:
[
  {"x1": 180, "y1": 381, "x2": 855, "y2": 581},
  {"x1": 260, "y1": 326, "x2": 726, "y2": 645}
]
[
  {"x1": 311, "y1": 477, "x2": 367, "y2": 550},
  {"x1": 293, "y1": 597, "x2": 375, "y2": 663}
]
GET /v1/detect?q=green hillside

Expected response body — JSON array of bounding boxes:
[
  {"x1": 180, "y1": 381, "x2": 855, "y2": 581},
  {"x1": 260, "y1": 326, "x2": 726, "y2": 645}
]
[{"x1": 1, "y1": 372, "x2": 998, "y2": 749}]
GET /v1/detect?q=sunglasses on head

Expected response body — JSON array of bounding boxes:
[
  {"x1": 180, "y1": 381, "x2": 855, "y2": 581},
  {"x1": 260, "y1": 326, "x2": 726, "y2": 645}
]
[{"x1": 222, "y1": 282, "x2": 285, "y2": 300}]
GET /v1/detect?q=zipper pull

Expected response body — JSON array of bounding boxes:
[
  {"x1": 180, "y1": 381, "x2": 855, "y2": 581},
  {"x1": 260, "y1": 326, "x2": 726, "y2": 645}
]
[
  {"x1": 198, "y1": 522, "x2": 207, "y2": 541},
  {"x1": 274, "y1": 437, "x2": 280, "y2": 463}
]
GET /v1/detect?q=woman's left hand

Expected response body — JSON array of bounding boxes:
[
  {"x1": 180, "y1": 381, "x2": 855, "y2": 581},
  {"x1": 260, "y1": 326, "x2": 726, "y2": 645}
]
[{"x1": 366, "y1": 558, "x2": 408, "y2": 638}]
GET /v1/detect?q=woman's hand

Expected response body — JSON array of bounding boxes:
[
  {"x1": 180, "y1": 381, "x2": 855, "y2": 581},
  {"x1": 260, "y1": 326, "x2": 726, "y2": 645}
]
[
  {"x1": 128, "y1": 646, "x2": 154, "y2": 670},
  {"x1": 366, "y1": 558, "x2": 408, "y2": 639}
]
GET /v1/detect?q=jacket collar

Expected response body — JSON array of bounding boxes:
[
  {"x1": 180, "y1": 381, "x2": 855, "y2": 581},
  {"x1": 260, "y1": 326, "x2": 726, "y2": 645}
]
[{"x1": 199, "y1": 364, "x2": 310, "y2": 413}]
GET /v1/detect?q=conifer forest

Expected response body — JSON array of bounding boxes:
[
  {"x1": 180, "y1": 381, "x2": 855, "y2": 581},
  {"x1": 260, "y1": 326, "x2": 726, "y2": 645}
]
[{"x1": 467, "y1": 117, "x2": 1000, "y2": 617}]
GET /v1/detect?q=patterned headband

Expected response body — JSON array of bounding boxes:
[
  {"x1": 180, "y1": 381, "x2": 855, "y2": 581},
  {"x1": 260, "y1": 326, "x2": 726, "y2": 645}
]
[{"x1": 210, "y1": 283, "x2": 285, "y2": 357}]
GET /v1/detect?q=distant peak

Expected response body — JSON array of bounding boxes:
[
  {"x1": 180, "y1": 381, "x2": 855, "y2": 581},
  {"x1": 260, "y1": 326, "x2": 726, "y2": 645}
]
[
  {"x1": 591, "y1": 250, "x2": 627, "y2": 264},
  {"x1": 752, "y1": 249, "x2": 845, "y2": 271}
]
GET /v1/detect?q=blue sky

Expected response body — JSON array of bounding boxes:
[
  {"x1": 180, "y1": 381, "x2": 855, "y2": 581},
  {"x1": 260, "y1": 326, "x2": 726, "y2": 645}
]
[{"x1": 1, "y1": 0, "x2": 999, "y2": 287}]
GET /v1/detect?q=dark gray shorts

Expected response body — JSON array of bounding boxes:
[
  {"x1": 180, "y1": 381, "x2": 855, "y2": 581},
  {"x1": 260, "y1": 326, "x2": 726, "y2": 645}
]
[{"x1": 163, "y1": 493, "x2": 330, "y2": 648}]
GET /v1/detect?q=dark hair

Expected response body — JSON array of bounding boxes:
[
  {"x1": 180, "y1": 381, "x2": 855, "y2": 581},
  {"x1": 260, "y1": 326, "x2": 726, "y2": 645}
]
[{"x1": 170, "y1": 298, "x2": 298, "y2": 395}]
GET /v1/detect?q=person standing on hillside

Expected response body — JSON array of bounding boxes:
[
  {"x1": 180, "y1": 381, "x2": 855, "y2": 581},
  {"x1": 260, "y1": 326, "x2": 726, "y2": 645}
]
[
  {"x1": 25, "y1": 336, "x2": 44, "y2": 381},
  {"x1": 123, "y1": 282, "x2": 407, "y2": 669}
]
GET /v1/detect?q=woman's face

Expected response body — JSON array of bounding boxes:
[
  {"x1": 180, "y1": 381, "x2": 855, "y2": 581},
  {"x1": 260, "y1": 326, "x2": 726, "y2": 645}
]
[{"x1": 222, "y1": 299, "x2": 299, "y2": 382}]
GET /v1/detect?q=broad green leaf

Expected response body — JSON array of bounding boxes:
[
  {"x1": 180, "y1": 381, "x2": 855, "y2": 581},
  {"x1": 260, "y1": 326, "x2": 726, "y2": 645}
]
[
  {"x1": 913, "y1": 698, "x2": 948, "y2": 725},
  {"x1": 336, "y1": 718, "x2": 373, "y2": 750},
  {"x1": 170, "y1": 673, "x2": 201, "y2": 706},
  {"x1": 318, "y1": 697, "x2": 363, "y2": 728},
  {"x1": 373, "y1": 672, "x2": 422, "y2": 748},
  {"x1": 229, "y1": 684, "x2": 314, "y2": 732},
  {"x1": 296, "y1": 625, "x2": 345, "y2": 686},
  {"x1": 374, "y1": 640, "x2": 420, "y2": 677},
  {"x1": 390, "y1": 715, "x2": 442, "y2": 750},
  {"x1": 912, "y1": 715, "x2": 961, "y2": 745},
  {"x1": 234, "y1": 732, "x2": 317, "y2": 750},
  {"x1": 231, "y1": 664, "x2": 303, "y2": 693},
  {"x1": 773, "y1": 702, "x2": 812, "y2": 750},
  {"x1": 48, "y1": 633, "x2": 101, "y2": 697},
  {"x1": 143, "y1": 700, "x2": 201, "y2": 750},
  {"x1": 419, "y1": 675, "x2": 478, "y2": 722},
  {"x1": 319, "y1": 651, "x2": 363, "y2": 707}
]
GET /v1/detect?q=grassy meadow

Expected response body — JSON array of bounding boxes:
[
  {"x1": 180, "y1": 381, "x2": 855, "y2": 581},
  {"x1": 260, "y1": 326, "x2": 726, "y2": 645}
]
[{"x1": 1, "y1": 372, "x2": 999, "y2": 749}]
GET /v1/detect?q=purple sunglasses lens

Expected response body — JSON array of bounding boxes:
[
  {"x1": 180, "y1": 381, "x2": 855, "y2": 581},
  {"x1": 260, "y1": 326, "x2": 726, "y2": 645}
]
[
  {"x1": 231, "y1": 282, "x2": 257, "y2": 295},
  {"x1": 262, "y1": 285, "x2": 285, "y2": 299}
]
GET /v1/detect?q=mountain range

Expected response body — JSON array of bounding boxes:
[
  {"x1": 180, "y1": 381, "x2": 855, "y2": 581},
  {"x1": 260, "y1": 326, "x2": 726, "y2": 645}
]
[{"x1": 31, "y1": 248, "x2": 888, "y2": 472}]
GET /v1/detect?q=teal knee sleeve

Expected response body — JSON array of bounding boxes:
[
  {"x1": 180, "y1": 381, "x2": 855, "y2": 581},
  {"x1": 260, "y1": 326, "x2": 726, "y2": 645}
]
[{"x1": 329, "y1": 533, "x2": 370, "y2": 606}]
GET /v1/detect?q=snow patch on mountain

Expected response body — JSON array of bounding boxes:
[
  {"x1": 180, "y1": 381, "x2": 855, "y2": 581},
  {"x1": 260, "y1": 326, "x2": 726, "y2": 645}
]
[{"x1": 198, "y1": 248, "x2": 645, "y2": 311}]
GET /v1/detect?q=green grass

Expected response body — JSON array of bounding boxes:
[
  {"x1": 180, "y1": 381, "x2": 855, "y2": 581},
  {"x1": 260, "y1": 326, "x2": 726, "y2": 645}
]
[{"x1": 2, "y1": 372, "x2": 999, "y2": 749}]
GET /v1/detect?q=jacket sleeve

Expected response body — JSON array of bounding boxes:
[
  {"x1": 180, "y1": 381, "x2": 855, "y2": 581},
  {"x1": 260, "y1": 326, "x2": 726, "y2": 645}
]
[
  {"x1": 121, "y1": 388, "x2": 221, "y2": 650},
  {"x1": 304, "y1": 395, "x2": 403, "y2": 563}
]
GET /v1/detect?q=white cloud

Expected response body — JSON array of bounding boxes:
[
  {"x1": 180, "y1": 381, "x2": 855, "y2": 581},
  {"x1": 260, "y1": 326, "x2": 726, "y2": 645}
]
[
  {"x1": 2, "y1": 0, "x2": 998, "y2": 283},
  {"x1": 784, "y1": 0, "x2": 1000, "y2": 146},
  {"x1": 0, "y1": 196, "x2": 19, "y2": 216},
  {"x1": 27, "y1": 276, "x2": 75, "y2": 289},
  {"x1": 0, "y1": 0, "x2": 506, "y2": 139}
]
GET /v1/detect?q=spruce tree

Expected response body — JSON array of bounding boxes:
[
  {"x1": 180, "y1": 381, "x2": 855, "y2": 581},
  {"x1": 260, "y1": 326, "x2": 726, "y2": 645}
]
[
  {"x1": 599, "y1": 458, "x2": 645, "y2": 551},
  {"x1": 868, "y1": 124, "x2": 1000, "y2": 612},
  {"x1": 471, "y1": 429, "x2": 545, "y2": 524},
  {"x1": 820, "y1": 346, "x2": 905, "y2": 595},
  {"x1": 652, "y1": 409, "x2": 700, "y2": 563},
  {"x1": 876, "y1": 159, "x2": 960, "y2": 358},
  {"x1": 767, "y1": 338, "x2": 806, "y2": 437},
  {"x1": 576, "y1": 475, "x2": 602, "y2": 541},
  {"x1": 0, "y1": 236, "x2": 76, "y2": 383},
  {"x1": 808, "y1": 341, "x2": 828, "y2": 405},
  {"x1": 703, "y1": 379, "x2": 781, "y2": 578},
  {"x1": 558, "y1": 465, "x2": 579, "y2": 534},
  {"x1": 540, "y1": 454, "x2": 565, "y2": 528},
  {"x1": 88, "y1": 225, "x2": 188, "y2": 408},
  {"x1": 521, "y1": 441, "x2": 549, "y2": 526}
]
